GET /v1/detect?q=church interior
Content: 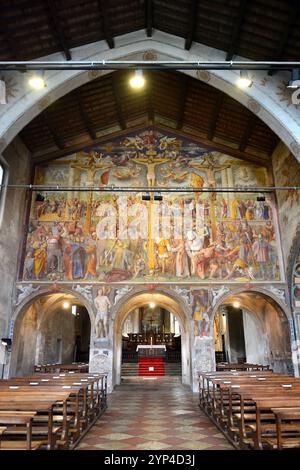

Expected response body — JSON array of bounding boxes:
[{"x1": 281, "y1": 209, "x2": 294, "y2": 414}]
[{"x1": 0, "y1": 0, "x2": 300, "y2": 454}]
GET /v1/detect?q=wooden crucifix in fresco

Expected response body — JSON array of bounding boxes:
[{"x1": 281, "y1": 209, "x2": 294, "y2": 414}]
[
  {"x1": 131, "y1": 155, "x2": 173, "y2": 273},
  {"x1": 71, "y1": 151, "x2": 113, "y2": 235},
  {"x1": 189, "y1": 155, "x2": 230, "y2": 240}
]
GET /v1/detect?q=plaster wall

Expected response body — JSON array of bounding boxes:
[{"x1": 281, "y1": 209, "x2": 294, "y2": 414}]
[{"x1": 0, "y1": 137, "x2": 30, "y2": 339}]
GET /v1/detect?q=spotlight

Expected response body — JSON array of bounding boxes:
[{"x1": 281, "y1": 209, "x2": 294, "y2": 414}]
[
  {"x1": 71, "y1": 305, "x2": 77, "y2": 316},
  {"x1": 149, "y1": 302, "x2": 156, "y2": 309},
  {"x1": 63, "y1": 301, "x2": 70, "y2": 309},
  {"x1": 154, "y1": 194, "x2": 163, "y2": 201},
  {"x1": 233, "y1": 301, "x2": 240, "y2": 309},
  {"x1": 142, "y1": 194, "x2": 151, "y2": 201},
  {"x1": 1, "y1": 338, "x2": 12, "y2": 350},
  {"x1": 287, "y1": 69, "x2": 300, "y2": 89},
  {"x1": 236, "y1": 70, "x2": 253, "y2": 89},
  {"x1": 256, "y1": 196, "x2": 266, "y2": 202},
  {"x1": 28, "y1": 71, "x2": 46, "y2": 90},
  {"x1": 129, "y1": 70, "x2": 145, "y2": 89}
]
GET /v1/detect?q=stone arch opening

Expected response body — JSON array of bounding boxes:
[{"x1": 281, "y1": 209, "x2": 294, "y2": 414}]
[
  {"x1": 212, "y1": 290, "x2": 293, "y2": 374},
  {"x1": 112, "y1": 290, "x2": 192, "y2": 388},
  {"x1": 1, "y1": 34, "x2": 300, "y2": 159},
  {"x1": 9, "y1": 291, "x2": 92, "y2": 376}
]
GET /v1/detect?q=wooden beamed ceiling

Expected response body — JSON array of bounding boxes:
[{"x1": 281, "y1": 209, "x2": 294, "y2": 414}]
[
  {"x1": 20, "y1": 70, "x2": 279, "y2": 165},
  {"x1": 0, "y1": 1, "x2": 300, "y2": 61}
]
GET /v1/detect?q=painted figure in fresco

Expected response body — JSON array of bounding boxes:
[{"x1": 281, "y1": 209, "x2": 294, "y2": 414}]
[
  {"x1": 192, "y1": 290, "x2": 211, "y2": 337},
  {"x1": 252, "y1": 233, "x2": 270, "y2": 279},
  {"x1": 94, "y1": 288, "x2": 111, "y2": 338},
  {"x1": 221, "y1": 198, "x2": 228, "y2": 218},
  {"x1": 46, "y1": 235, "x2": 63, "y2": 273},
  {"x1": 84, "y1": 234, "x2": 97, "y2": 279},
  {"x1": 185, "y1": 230, "x2": 204, "y2": 276},
  {"x1": 32, "y1": 238, "x2": 47, "y2": 280},
  {"x1": 170, "y1": 238, "x2": 190, "y2": 277},
  {"x1": 156, "y1": 238, "x2": 171, "y2": 274}
]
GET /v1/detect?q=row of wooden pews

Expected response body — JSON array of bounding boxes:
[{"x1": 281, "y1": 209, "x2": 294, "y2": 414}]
[
  {"x1": 216, "y1": 362, "x2": 271, "y2": 372},
  {"x1": 0, "y1": 371, "x2": 107, "y2": 450},
  {"x1": 34, "y1": 363, "x2": 89, "y2": 373},
  {"x1": 199, "y1": 368, "x2": 300, "y2": 450}
]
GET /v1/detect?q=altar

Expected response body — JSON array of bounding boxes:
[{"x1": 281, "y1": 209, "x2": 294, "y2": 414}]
[{"x1": 136, "y1": 344, "x2": 166, "y2": 357}]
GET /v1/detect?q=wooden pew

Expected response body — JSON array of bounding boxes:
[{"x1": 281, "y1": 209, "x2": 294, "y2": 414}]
[{"x1": 0, "y1": 412, "x2": 42, "y2": 450}]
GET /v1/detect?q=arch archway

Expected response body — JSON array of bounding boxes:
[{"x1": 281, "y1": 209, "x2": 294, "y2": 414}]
[
  {"x1": 9, "y1": 289, "x2": 93, "y2": 376},
  {"x1": 212, "y1": 289, "x2": 293, "y2": 374},
  {"x1": 112, "y1": 289, "x2": 192, "y2": 388},
  {"x1": 0, "y1": 32, "x2": 300, "y2": 160}
]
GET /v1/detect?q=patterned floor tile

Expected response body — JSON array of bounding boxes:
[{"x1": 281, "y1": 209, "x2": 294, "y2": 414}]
[{"x1": 76, "y1": 377, "x2": 234, "y2": 451}]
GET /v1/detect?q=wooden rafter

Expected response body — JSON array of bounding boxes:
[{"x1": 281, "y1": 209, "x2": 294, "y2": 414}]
[
  {"x1": 268, "y1": 5, "x2": 296, "y2": 75},
  {"x1": 226, "y1": 0, "x2": 247, "y2": 61},
  {"x1": 147, "y1": 73, "x2": 154, "y2": 124},
  {"x1": 176, "y1": 75, "x2": 188, "y2": 129},
  {"x1": 45, "y1": 0, "x2": 71, "y2": 60},
  {"x1": 185, "y1": 0, "x2": 199, "y2": 50},
  {"x1": 239, "y1": 115, "x2": 256, "y2": 152},
  {"x1": 97, "y1": 0, "x2": 114, "y2": 49},
  {"x1": 207, "y1": 93, "x2": 224, "y2": 141},
  {"x1": 76, "y1": 90, "x2": 97, "y2": 140},
  {"x1": 112, "y1": 73, "x2": 126, "y2": 130},
  {"x1": 31, "y1": 123, "x2": 270, "y2": 167},
  {"x1": 145, "y1": 0, "x2": 153, "y2": 37},
  {"x1": 41, "y1": 112, "x2": 65, "y2": 150}
]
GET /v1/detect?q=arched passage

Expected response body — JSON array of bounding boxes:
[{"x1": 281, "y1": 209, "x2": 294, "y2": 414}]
[
  {"x1": 112, "y1": 290, "x2": 192, "y2": 388},
  {"x1": 9, "y1": 291, "x2": 92, "y2": 376},
  {"x1": 212, "y1": 290, "x2": 293, "y2": 374}
]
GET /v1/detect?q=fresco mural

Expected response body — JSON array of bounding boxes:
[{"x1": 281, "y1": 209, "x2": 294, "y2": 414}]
[{"x1": 22, "y1": 128, "x2": 282, "y2": 283}]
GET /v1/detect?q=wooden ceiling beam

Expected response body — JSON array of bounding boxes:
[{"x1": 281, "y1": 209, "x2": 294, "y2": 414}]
[
  {"x1": 75, "y1": 90, "x2": 97, "y2": 140},
  {"x1": 45, "y1": 0, "x2": 71, "y2": 60},
  {"x1": 147, "y1": 74, "x2": 155, "y2": 124},
  {"x1": 145, "y1": 0, "x2": 153, "y2": 37},
  {"x1": 268, "y1": 5, "x2": 296, "y2": 75},
  {"x1": 207, "y1": 93, "x2": 224, "y2": 141},
  {"x1": 176, "y1": 75, "x2": 188, "y2": 129},
  {"x1": 97, "y1": 0, "x2": 114, "y2": 48},
  {"x1": 41, "y1": 112, "x2": 65, "y2": 150},
  {"x1": 185, "y1": 0, "x2": 199, "y2": 50},
  {"x1": 239, "y1": 115, "x2": 256, "y2": 152},
  {"x1": 31, "y1": 123, "x2": 270, "y2": 167},
  {"x1": 226, "y1": 0, "x2": 247, "y2": 61},
  {"x1": 112, "y1": 73, "x2": 127, "y2": 130}
]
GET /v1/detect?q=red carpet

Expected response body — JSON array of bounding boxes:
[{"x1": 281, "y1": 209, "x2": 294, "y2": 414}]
[{"x1": 138, "y1": 357, "x2": 165, "y2": 376}]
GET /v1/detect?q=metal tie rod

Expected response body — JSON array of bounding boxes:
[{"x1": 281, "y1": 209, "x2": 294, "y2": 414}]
[
  {"x1": 1, "y1": 184, "x2": 300, "y2": 193},
  {"x1": 0, "y1": 60, "x2": 300, "y2": 71}
]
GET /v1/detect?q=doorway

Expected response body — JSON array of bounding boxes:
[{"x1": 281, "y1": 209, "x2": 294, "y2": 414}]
[
  {"x1": 10, "y1": 293, "x2": 91, "y2": 376},
  {"x1": 213, "y1": 291, "x2": 293, "y2": 373}
]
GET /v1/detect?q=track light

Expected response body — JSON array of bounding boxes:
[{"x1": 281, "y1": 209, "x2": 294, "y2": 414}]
[
  {"x1": 142, "y1": 194, "x2": 151, "y2": 201},
  {"x1": 256, "y1": 196, "x2": 265, "y2": 202},
  {"x1": 28, "y1": 71, "x2": 46, "y2": 90},
  {"x1": 236, "y1": 70, "x2": 253, "y2": 89},
  {"x1": 287, "y1": 69, "x2": 300, "y2": 89},
  {"x1": 129, "y1": 70, "x2": 145, "y2": 89},
  {"x1": 35, "y1": 193, "x2": 45, "y2": 202}
]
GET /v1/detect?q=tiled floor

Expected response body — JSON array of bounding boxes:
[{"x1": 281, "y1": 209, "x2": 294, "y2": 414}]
[{"x1": 76, "y1": 377, "x2": 233, "y2": 450}]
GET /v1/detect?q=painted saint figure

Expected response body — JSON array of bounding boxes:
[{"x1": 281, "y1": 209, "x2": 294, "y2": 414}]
[{"x1": 94, "y1": 288, "x2": 111, "y2": 338}]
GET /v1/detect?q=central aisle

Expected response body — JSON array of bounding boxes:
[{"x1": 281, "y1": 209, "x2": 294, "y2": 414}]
[{"x1": 77, "y1": 377, "x2": 233, "y2": 450}]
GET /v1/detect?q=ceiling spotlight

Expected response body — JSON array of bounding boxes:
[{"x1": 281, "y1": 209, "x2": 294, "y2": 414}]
[
  {"x1": 28, "y1": 71, "x2": 46, "y2": 90},
  {"x1": 63, "y1": 301, "x2": 70, "y2": 309},
  {"x1": 71, "y1": 305, "x2": 77, "y2": 316},
  {"x1": 287, "y1": 69, "x2": 300, "y2": 89},
  {"x1": 237, "y1": 70, "x2": 253, "y2": 89},
  {"x1": 233, "y1": 301, "x2": 240, "y2": 309},
  {"x1": 149, "y1": 302, "x2": 156, "y2": 309},
  {"x1": 129, "y1": 70, "x2": 145, "y2": 89}
]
